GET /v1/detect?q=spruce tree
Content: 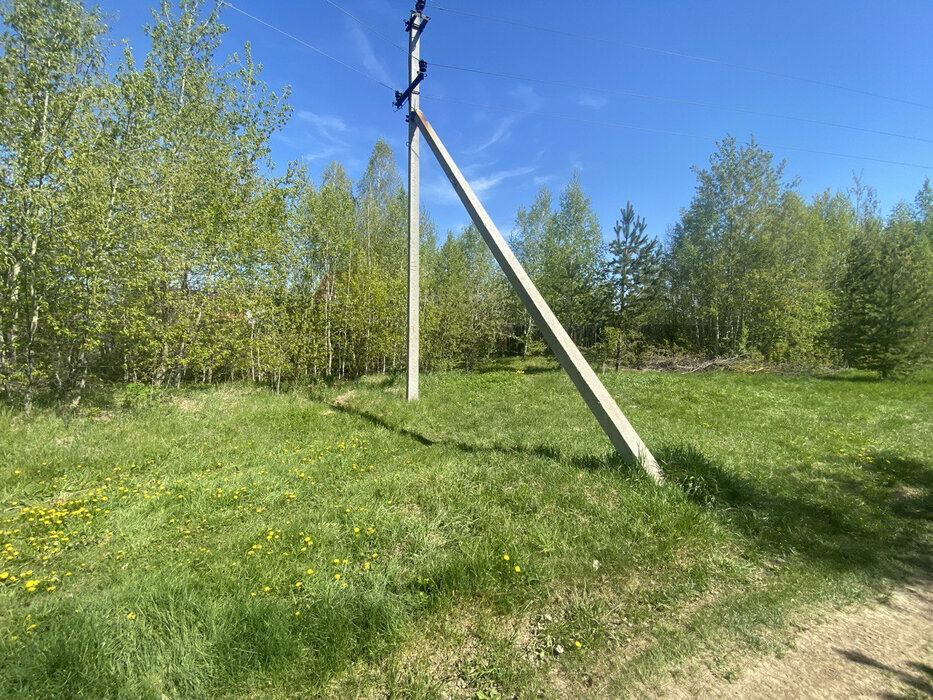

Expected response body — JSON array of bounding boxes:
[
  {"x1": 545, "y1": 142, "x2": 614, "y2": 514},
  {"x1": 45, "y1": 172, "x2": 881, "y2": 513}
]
[
  {"x1": 838, "y1": 207, "x2": 933, "y2": 377},
  {"x1": 604, "y1": 201, "x2": 661, "y2": 367}
]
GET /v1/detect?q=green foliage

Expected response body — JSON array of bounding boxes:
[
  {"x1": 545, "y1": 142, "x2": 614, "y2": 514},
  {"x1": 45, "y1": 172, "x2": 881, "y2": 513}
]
[{"x1": 3, "y1": 1, "x2": 932, "y2": 415}]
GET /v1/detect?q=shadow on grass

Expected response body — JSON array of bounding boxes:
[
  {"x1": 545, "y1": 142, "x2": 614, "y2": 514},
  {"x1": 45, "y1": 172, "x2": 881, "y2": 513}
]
[
  {"x1": 811, "y1": 372, "x2": 884, "y2": 383},
  {"x1": 333, "y1": 397, "x2": 931, "y2": 583},
  {"x1": 658, "y1": 444, "x2": 933, "y2": 580},
  {"x1": 834, "y1": 649, "x2": 933, "y2": 698},
  {"x1": 330, "y1": 400, "x2": 641, "y2": 475}
]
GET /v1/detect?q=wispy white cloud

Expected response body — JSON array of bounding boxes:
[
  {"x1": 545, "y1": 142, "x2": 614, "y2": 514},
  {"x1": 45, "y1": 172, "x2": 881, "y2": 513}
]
[
  {"x1": 578, "y1": 94, "x2": 608, "y2": 108},
  {"x1": 509, "y1": 84, "x2": 543, "y2": 111},
  {"x1": 302, "y1": 146, "x2": 341, "y2": 162},
  {"x1": 424, "y1": 177, "x2": 461, "y2": 205},
  {"x1": 533, "y1": 174, "x2": 559, "y2": 186},
  {"x1": 348, "y1": 22, "x2": 393, "y2": 88},
  {"x1": 293, "y1": 110, "x2": 350, "y2": 163},
  {"x1": 471, "y1": 165, "x2": 538, "y2": 194},
  {"x1": 297, "y1": 110, "x2": 347, "y2": 133},
  {"x1": 468, "y1": 113, "x2": 521, "y2": 154},
  {"x1": 425, "y1": 165, "x2": 537, "y2": 206}
]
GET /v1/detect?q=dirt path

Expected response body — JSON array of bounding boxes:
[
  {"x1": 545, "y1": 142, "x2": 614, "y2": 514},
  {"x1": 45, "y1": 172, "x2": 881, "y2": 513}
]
[{"x1": 668, "y1": 578, "x2": 933, "y2": 699}]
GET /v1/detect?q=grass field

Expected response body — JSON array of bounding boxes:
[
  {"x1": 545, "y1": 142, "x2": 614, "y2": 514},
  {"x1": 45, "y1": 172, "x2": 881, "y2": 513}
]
[{"x1": 1, "y1": 361, "x2": 931, "y2": 698}]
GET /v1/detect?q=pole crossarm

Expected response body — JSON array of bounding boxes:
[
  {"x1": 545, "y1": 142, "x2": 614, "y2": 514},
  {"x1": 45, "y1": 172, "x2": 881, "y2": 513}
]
[
  {"x1": 394, "y1": 59, "x2": 427, "y2": 109},
  {"x1": 410, "y1": 109, "x2": 663, "y2": 483}
]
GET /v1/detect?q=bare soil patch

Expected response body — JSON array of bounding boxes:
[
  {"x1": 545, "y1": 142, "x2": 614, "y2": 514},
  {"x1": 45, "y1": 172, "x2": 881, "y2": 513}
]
[{"x1": 665, "y1": 578, "x2": 933, "y2": 699}]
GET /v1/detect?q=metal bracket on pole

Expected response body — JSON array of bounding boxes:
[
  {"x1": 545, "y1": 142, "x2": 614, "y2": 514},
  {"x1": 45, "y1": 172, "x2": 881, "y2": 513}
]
[
  {"x1": 394, "y1": 60, "x2": 427, "y2": 109},
  {"x1": 405, "y1": 13, "x2": 429, "y2": 35},
  {"x1": 410, "y1": 108, "x2": 664, "y2": 484}
]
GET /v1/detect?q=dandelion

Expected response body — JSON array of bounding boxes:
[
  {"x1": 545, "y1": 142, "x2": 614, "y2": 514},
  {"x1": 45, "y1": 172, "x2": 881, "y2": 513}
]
[
  {"x1": 514, "y1": 565, "x2": 521, "y2": 573},
  {"x1": 306, "y1": 568, "x2": 314, "y2": 574},
  {"x1": 334, "y1": 573, "x2": 341, "y2": 580},
  {"x1": 503, "y1": 555, "x2": 510, "y2": 561},
  {"x1": 294, "y1": 610, "x2": 301, "y2": 616},
  {"x1": 263, "y1": 586, "x2": 271, "y2": 592},
  {"x1": 126, "y1": 612, "x2": 136, "y2": 620},
  {"x1": 574, "y1": 640, "x2": 582, "y2": 648}
]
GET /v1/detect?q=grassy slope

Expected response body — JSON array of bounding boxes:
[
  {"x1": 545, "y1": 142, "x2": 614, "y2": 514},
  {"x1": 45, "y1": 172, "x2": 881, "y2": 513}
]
[{"x1": 0, "y1": 362, "x2": 930, "y2": 698}]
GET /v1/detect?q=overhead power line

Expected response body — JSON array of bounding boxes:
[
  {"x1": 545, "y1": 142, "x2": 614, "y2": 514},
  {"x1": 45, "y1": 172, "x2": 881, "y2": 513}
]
[
  {"x1": 319, "y1": 0, "x2": 931, "y2": 145},
  {"x1": 222, "y1": 1, "x2": 394, "y2": 91},
  {"x1": 320, "y1": 0, "x2": 408, "y2": 54},
  {"x1": 221, "y1": 2, "x2": 932, "y2": 172},
  {"x1": 430, "y1": 4, "x2": 933, "y2": 112},
  {"x1": 431, "y1": 62, "x2": 933, "y2": 145},
  {"x1": 422, "y1": 95, "x2": 933, "y2": 172}
]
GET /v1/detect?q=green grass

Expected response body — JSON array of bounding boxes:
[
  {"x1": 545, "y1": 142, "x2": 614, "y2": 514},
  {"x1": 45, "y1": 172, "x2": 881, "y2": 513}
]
[{"x1": 1, "y1": 362, "x2": 931, "y2": 698}]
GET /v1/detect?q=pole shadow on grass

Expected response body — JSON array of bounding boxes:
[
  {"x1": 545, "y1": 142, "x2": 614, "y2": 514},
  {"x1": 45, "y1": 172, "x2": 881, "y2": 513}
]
[
  {"x1": 332, "y1": 399, "x2": 931, "y2": 580},
  {"x1": 329, "y1": 401, "x2": 643, "y2": 475},
  {"x1": 657, "y1": 444, "x2": 933, "y2": 580}
]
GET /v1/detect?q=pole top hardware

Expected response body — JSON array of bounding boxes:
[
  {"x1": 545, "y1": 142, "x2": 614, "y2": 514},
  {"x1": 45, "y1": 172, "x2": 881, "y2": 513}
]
[
  {"x1": 405, "y1": 12, "x2": 430, "y2": 33},
  {"x1": 394, "y1": 59, "x2": 427, "y2": 109}
]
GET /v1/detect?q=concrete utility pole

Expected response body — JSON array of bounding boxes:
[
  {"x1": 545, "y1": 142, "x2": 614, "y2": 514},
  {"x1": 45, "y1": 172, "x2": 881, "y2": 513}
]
[
  {"x1": 411, "y1": 109, "x2": 663, "y2": 483},
  {"x1": 405, "y1": 1, "x2": 424, "y2": 402}
]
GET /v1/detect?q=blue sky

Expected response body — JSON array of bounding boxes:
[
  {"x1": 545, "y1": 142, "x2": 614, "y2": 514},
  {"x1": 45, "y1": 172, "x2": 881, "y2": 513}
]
[{"x1": 100, "y1": 0, "x2": 933, "y2": 241}]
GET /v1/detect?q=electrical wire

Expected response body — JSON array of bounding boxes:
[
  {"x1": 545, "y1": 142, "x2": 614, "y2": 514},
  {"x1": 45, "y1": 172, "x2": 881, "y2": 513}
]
[
  {"x1": 321, "y1": 0, "x2": 933, "y2": 144},
  {"x1": 430, "y1": 4, "x2": 933, "y2": 112},
  {"x1": 431, "y1": 62, "x2": 933, "y2": 145},
  {"x1": 221, "y1": 2, "x2": 932, "y2": 171},
  {"x1": 421, "y1": 95, "x2": 933, "y2": 171},
  {"x1": 320, "y1": 0, "x2": 408, "y2": 54},
  {"x1": 221, "y1": 1, "x2": 395, "y2": 91}
]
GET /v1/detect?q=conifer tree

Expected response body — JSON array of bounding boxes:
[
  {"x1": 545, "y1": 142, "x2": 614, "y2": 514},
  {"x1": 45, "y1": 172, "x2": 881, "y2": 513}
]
[
  {"x1": 837, "y1": 206, "x2": 933, "y2": 377},
  {"x1": 604, "y1": 201, "x2": 661, "y2": 367}
]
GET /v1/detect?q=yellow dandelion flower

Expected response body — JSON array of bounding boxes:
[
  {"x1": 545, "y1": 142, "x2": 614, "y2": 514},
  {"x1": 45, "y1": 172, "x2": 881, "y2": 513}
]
[
  {"x1": 295, "y1": 610, "x2": 301, "y2": 616},
  {"x1": 126, "y1": 612, "x2": 136, "y2": 620},
  {"x1": 514, "y1": 565, "x2": 521, "y2": 573},
  {"x1": 306, "y1": 568, "x2": 314, "y2": 574},
  {"x1": 334, "y1": 573, "x2": 341, "y2": 580},
  {"x1": 295, "y1": 581, "x2": 302, "y2": 588},
  {"x1": 263, "y1": 586, "x2": 271, "y2": 592},
  {"x1": 503, "y1": 555, "x2": 510, "y2": 561}
]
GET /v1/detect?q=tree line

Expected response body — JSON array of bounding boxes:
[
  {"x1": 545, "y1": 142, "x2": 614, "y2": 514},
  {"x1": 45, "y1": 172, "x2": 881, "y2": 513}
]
[{"x1": 2, "y1": 0, "x2": 931, "y2": 410}]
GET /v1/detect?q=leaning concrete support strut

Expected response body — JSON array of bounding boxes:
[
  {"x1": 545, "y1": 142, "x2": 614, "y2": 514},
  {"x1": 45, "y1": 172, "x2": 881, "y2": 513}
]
[{"x1": 411, "y1": 109, "x2": 663, "y2": 483}]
